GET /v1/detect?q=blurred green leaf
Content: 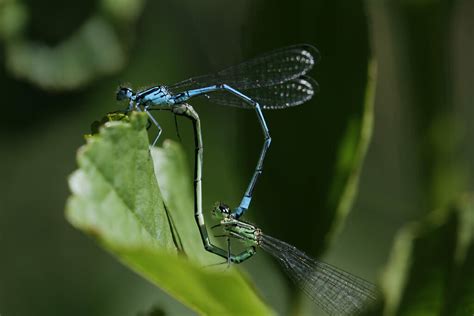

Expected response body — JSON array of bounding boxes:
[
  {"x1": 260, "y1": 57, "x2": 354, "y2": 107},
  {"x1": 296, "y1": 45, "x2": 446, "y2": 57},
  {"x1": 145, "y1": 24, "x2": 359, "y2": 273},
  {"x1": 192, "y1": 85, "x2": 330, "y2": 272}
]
[
  {"x1": 387, "y1": 0, "x2": 461, "y2": 212},
  {"x1": 101, "y1": 0, "x2": 146, "y2": 21},
  {"x1": 326, "y1": 60, "x2": 376, "y2": 240},
  {"x1": 6, "y1": 16, "x2": 125, "y2": 90},
  {"x1": 1, "y1": 0, "x2": 147, "y2": 90},
  {"x1": 137, "y1": 305, "x2": 166, "y2": 316},
  {"x1": 66, "y1": 112, "x2": 273, "y2": 315},
  {"x1": 370, "y1": 195, "x2": 474, "y2": 316},
  {"x1": 0, "y1": 0, "x2": 28, "y2": 40}
]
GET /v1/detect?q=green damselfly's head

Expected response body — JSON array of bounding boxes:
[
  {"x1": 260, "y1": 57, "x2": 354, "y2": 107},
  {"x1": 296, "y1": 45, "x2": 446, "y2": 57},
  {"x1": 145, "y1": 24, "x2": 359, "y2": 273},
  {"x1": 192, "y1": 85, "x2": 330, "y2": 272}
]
[
  {"x1": 212, "y1": 202, "x2": 261, "y2": 247},
  {"x1": 212, "y1": 202, "x2": 231, "y2": 220}
]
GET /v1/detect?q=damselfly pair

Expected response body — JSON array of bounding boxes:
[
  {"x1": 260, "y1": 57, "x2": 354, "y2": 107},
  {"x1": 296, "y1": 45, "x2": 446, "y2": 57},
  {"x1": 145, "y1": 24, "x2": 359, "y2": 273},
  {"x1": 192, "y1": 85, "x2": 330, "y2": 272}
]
[{"x1": 116, "y1": 45, "x2": 378, "y2": 315}]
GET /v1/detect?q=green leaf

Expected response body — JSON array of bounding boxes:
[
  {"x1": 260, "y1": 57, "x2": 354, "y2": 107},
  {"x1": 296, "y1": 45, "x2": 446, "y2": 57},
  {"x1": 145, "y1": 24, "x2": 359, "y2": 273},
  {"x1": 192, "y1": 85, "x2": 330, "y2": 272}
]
[
  {"x1": 66, "y1": 112, "x2": 273, "y2": 315},
  {"x1": 150, "y1": 141, "x2": 220, "y2": 265},
  {"x1": 446, "y1": 196, "x2": 474, "y2": 315},
  {"x1": 369, "y1": 195, "x2": 474, "y2": 315}
]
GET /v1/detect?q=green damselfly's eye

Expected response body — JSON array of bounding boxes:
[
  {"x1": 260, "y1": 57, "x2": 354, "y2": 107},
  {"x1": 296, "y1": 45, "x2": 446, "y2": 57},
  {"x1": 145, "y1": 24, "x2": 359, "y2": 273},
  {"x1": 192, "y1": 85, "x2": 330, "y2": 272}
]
[{"x1": 218, "y1": 202, "x2": 230, "y2": 214}]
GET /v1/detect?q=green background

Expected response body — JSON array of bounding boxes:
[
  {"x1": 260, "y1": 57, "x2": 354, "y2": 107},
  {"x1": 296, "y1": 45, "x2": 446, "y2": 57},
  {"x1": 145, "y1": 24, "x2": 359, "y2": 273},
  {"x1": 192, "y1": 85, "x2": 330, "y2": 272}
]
[{"x1": 1, "y1": 0, "x2": 473, "y2": 315}]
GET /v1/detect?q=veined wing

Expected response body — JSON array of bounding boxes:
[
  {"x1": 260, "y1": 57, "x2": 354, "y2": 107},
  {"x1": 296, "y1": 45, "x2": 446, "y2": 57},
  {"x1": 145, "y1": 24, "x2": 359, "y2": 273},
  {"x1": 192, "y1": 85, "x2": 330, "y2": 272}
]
[
  {"x1": 168, "y1": 44, "x2": 319, "y2": 94},
  {"x1": 260, "y1": 234, "x2": 379, "y2": 315},
  {"x1": 204, "y1": 76, "x2": 318, "y2": 110}
]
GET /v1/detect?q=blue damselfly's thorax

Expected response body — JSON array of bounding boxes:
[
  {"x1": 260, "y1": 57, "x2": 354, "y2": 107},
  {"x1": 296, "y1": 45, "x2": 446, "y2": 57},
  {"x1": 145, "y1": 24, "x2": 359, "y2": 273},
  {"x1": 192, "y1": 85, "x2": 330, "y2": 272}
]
[
  {"x1": 116, "y1": 85, "x2": 177, "y2": 109},
  {"x1": 135, "y1": 86, "x2": 175, "y2": 107}
]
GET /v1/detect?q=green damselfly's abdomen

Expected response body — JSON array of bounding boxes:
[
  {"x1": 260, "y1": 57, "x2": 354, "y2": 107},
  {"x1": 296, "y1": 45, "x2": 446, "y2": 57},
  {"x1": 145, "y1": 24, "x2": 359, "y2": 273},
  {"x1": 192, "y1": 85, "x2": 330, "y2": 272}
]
[{"x1": 231, "y1": 246, "x2": 257, "y2": 263}]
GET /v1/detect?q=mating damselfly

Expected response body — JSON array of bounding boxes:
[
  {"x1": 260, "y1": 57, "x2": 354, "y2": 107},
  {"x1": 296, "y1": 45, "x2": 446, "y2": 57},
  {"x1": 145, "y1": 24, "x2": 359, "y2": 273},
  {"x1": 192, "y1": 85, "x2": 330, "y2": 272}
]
[
  {"x1": 116, "y1": 44, "x2": 319, "y2": 221},
  {"x1": 212, "y1": 203, "x2": 379, "y2": 316}
]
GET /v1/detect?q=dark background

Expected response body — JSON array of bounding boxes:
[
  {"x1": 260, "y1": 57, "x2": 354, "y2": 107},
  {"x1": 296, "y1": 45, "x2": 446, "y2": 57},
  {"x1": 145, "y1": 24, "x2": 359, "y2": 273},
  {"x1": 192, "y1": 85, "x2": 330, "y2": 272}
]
[{"x1": 1, "y1": 0, "x2": 473, "y2": 315}]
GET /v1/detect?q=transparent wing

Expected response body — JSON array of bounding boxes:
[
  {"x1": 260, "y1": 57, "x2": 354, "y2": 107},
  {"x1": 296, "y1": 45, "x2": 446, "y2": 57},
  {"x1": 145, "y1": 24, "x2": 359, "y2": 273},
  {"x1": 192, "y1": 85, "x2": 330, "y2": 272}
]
[
  {"x1": 204, "y1": 76, "x2": 318, "y2": 109},
  {"x1": 260, "y1": 234, "x2": 378, "y2": 316},
  {"x1": 168, "y1": 44, "x2": 319, "y2": 94}
]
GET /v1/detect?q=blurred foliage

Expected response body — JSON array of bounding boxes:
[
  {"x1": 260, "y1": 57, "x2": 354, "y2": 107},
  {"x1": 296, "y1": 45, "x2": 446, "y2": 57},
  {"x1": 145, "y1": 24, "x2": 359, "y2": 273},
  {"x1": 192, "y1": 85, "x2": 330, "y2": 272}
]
[
  {"x1": 66, "y1": 113, "x2": 272, "y2": 315},
  {"x1": 0, "y1": 0, "x2": 145, "y2": 90},
  {"x1": 137, "y1": 305, "x2": 166, "y2": 316},
  {"x1": 386, "y1": 0, "x2": 464, "y2": 212},
  {"x1": 363, "y1": 195, "x2": 474, "y2": 315}
]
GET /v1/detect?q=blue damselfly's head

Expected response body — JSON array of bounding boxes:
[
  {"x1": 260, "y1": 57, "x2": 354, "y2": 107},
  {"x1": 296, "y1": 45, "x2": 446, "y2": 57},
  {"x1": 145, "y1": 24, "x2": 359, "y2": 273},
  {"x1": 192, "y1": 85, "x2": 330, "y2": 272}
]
[
  {"x1": 116, "y1": 86, "x2": 134, "y2": 101},
  {"x1": 212, "y1": 202, "x2": 231, "y2": 220}
]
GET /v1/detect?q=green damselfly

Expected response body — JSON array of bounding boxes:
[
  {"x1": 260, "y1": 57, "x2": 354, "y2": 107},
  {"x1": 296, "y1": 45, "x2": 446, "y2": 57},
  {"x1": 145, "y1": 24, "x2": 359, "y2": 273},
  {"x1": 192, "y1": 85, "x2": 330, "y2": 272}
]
[{"x1": 212, "y1": 203, "x2": 379, "y2": 316}]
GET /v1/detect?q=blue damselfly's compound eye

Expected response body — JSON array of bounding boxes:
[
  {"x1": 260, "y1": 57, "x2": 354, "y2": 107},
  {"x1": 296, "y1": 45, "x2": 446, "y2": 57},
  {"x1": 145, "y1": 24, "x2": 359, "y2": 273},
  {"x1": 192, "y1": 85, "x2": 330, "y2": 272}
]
[{"x1": 116, "y1": 87, "x2": 133, "y2": 101}]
